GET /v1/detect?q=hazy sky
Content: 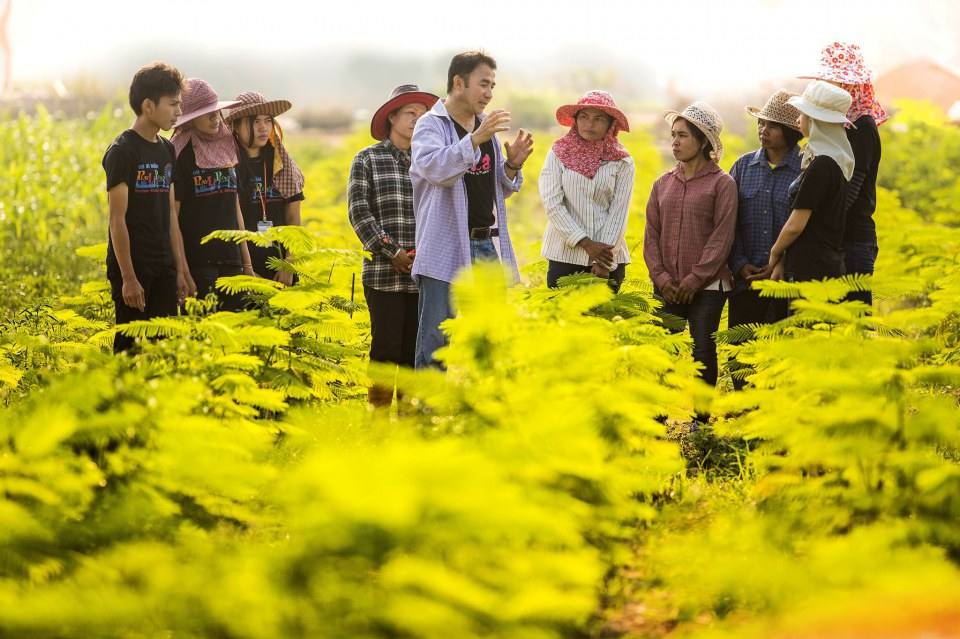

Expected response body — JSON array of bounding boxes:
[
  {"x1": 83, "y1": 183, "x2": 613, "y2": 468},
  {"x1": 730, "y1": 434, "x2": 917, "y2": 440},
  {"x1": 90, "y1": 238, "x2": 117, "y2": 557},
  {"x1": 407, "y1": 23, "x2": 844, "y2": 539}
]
[{"x1": 9, "y1": 0, "x2": 960, "y2": 95}]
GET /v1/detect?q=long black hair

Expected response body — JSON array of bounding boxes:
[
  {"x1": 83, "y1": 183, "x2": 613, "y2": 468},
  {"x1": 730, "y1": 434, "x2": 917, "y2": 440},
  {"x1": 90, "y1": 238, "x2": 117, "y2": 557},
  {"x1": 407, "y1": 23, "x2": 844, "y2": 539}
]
[{"x1": 233, "y1": 115, "x2": 276, "y2": 195}]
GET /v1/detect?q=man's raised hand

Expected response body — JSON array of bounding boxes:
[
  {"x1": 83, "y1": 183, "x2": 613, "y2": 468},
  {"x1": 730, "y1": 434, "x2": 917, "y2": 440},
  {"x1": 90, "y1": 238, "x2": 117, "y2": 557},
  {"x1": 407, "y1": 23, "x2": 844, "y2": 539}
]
[{"x1": 471, "y1": 110, "x2": 511, "y2": 147}]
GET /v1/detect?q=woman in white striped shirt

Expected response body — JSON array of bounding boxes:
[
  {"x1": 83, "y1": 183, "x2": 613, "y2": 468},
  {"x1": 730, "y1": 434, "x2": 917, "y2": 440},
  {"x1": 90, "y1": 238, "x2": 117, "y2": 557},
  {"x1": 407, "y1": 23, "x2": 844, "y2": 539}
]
[{"x1": 540, "y1": 90, "x2": 634, "y2": 291}]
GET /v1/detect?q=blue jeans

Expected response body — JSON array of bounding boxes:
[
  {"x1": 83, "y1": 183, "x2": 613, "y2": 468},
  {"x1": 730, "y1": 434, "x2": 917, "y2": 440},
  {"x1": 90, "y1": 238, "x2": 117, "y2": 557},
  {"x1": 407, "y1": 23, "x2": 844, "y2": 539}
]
[
  {"x1": 843, "y1": 241, "x2": 879, "y2": 306},
  {"x1": 414, "y1": 238, "x2": 497, "y2": 369}
]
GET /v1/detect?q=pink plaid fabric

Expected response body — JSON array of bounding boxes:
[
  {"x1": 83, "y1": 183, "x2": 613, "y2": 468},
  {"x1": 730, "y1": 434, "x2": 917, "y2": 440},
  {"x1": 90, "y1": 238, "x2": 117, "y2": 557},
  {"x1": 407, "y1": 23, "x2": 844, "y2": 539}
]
[{"x1": 643, "y1": 162, "x2": 738, "y2": 291}]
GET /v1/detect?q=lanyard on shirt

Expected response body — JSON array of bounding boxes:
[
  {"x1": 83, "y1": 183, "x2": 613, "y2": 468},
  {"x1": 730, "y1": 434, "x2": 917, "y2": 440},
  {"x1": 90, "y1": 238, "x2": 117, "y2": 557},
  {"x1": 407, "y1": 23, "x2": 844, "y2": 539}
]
[{"x1": 258, "y1": 162, "x2": 269, "y2": 222}]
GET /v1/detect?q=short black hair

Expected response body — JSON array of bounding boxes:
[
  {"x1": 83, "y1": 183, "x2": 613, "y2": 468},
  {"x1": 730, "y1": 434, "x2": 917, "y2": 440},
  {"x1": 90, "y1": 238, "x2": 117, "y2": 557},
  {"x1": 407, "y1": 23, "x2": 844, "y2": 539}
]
[
  {"x1": 447, "y1": 51, "x2": 497, "y2": 94},
  {"x1": 129, "y1": 62, "x2": 184, "y2": 115},
  {"x1": 777, "y1": 122, "x2": 804, "y2": 149},
  {"x1": 676, "y1": 117, "x2": 714, "y2": 161}
]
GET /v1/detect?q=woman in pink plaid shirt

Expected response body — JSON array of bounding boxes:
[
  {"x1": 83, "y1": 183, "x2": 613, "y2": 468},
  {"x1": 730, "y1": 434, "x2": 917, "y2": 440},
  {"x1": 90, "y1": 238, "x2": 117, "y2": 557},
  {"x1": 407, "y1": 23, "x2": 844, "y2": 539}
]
[{"x1": 643, "y1": 102, "x2": 738, "y2": 388}]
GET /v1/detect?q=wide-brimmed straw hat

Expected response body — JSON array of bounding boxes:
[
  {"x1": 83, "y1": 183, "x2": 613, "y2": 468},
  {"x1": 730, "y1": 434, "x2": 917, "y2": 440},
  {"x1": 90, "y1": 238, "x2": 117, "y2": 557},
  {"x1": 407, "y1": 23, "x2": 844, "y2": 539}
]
[
  {"x1": 222, "y1": 91, "x2": 292, "y2": 122},
  {"x1": 664, "y1": 101, "x2": 724, "y2": 161},
  {"x1": 788, "y1": 81, "x2": 855, "y2": 126},
  {"x1": 799, "y1": 41, "x2": 874, "y2": 85},
  {"x1": 746, "y1": 89, "x2": 802, "y2": 132},
  {"x1": 174, "y1": 78, "x2": 240, "y2": 128},
  {"x1": 555, "y1": 90, "x2": 630, "y2": 132},
  {"x1": 370, "y1": 84, "x2": 439, "y2": 141}
]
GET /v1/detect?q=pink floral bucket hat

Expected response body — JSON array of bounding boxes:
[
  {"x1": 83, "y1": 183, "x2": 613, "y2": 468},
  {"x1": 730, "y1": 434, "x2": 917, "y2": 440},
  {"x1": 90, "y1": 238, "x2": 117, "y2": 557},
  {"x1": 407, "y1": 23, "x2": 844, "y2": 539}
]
[
  {"x1": 800, "y1": 41, "x2": 874, "y2": 85},
  {"x1": 556, "y1": 90, "x2": 630, "y2": 132}
]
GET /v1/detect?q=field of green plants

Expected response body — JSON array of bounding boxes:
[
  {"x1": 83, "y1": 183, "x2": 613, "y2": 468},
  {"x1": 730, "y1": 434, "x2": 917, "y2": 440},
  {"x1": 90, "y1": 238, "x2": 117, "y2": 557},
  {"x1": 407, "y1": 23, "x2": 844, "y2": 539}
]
[{"x1": 1, "y1": 101, "x2": 959, "y2": 638}]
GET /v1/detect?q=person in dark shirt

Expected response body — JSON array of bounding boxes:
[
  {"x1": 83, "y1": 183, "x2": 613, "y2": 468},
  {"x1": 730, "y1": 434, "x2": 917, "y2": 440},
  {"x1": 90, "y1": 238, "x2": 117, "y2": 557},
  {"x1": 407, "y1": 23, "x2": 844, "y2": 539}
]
[
  {"x1": 800, "y1": 42, "x2": 887, "y2": 306},
  {"x1": 762, "y1": 81, "x2": 854, "y2": 284},
  {"x1": 171, "y1": 78, "x2": 253, "y2": 311},
  {"x1": 102, "y1": 62, "x2": 192, "y2": 353},
  {"x1": 224, "y1": 92, "x2": 306, "y2": 286}
]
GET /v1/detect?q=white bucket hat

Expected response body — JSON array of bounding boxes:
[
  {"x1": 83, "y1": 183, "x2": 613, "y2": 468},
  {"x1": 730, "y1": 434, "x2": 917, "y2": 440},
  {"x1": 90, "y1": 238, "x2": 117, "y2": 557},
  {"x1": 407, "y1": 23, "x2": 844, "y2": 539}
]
[
  {"x1": 787, "y1": 81, "x2": 855, "y2": 127},
  {"x1": 664, "y1": 101, "x2": 724, "y2": 161}
]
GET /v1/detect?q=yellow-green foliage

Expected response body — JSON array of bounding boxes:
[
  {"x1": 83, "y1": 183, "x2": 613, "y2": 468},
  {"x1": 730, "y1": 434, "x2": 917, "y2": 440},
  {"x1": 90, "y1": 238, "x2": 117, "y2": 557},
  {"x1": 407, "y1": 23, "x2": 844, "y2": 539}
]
[{"x1": 0, "y1": 103, "x2": 958, "y2": 638}]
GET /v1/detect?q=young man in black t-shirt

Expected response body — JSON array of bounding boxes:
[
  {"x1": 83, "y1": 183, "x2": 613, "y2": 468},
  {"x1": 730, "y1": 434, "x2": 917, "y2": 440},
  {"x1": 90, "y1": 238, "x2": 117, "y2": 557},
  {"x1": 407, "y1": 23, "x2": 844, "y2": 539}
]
[{"x1": 102, "y1": 62, "x2": 193, "y2": 353}]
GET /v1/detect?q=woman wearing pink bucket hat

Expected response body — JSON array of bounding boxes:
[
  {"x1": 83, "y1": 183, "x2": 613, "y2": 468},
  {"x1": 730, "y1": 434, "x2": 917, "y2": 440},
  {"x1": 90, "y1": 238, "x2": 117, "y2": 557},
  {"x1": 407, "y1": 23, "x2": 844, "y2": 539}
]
[
  {"x1": 223, "y1": 91, "x2": 305, "y2": 287},
  {"x1": 171, "y1": 78, "x2": 254, "y2": 311},
  {"x1": 540, "y1": 90, "x2": 634, "y2": 291},
  {"x1": 801, "y1": 41, "x2": 887, "y2": 306}
]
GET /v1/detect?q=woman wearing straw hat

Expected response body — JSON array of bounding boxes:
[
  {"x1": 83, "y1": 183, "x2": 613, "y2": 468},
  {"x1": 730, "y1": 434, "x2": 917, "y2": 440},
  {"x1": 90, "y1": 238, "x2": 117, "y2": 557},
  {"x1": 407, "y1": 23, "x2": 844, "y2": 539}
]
[
  {"x1": 801, "y1": 42, "x2": 887, "y2": 306},
  {"x1": 540, "y1": 90, "x2": 634, "y2": 291},
  {"x1": 728, "y1": 90, "x2": 803, "y2": 329},
  {"x1": 762, "y1": 80, "x2": 855, "y2": 284},
  {"x1": 171, "y1": 78, "x2": 252, "y2": 311},
  {"x1": 643, "y1": 102, "x2": 737, "y2": 388},
  {"x1": 224, "y1": 92, "x2": 305, "y2": 287}
]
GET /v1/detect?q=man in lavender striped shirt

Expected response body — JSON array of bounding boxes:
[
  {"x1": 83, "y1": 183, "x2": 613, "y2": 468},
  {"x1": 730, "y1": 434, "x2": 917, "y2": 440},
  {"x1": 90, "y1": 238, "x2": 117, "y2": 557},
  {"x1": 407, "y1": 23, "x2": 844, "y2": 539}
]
[{"x1": 410, "y1": 51, "x2": 534, "y2": 369}]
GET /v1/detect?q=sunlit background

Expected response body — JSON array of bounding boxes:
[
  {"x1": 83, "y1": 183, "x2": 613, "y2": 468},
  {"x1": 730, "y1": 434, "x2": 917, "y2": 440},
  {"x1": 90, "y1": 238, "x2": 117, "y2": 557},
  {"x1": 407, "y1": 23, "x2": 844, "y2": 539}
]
[{"x1": 4, "y1": 0, "x2": 960, "y2": 130}]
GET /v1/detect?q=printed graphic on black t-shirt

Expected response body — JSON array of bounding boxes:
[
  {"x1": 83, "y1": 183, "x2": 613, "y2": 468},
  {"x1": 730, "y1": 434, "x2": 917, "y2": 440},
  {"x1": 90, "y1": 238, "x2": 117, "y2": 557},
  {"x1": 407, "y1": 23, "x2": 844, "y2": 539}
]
[
  {"x1": 102, "y1": 129, "x2": 176, "y2": 272},
  {"x1": 236, "y1": 147, "x2": 304, "y2": 275},
  {"x1": 453, "y1": 117, "x2": 496, "y2": 229},
  {"x1": 175, "y1": 142, "x2": 242, "y2": 266}
]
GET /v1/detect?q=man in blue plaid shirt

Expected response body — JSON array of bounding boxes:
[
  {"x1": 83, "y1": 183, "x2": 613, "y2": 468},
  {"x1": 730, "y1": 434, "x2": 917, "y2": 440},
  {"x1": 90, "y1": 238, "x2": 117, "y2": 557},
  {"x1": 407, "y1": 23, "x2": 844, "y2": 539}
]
[{"x1": 349, "y1": 84, "x2": 439, "y2": 408}]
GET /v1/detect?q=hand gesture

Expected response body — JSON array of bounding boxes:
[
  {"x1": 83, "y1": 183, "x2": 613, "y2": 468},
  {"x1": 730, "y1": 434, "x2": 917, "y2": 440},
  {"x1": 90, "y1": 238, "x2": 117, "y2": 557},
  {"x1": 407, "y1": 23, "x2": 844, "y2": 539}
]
[
  {"x1": 122, "y1": 276, "x2": 145, "y2": 312},
  {"x1": 579, "y1": 238, "x2": 615, "y2": 266},
  {"x1": 661, "y1": 281, "x2": 680, "y2": 304},
  {"x1": 675, "y1": 280, "x2": 698, "y2": 305},
  {"x1": 591, "y1": 263, "x2": 611, "y2": 280},
  {"x1": 471, "y1": 110, "x2": 511, "y2": 146},
  {"x1": 771, "y1": 261, "x2": 785, "y2": 281},
  {"x1": 740, "y1": 264, "x2": 764, "y2": 281},
  {"x1": 391, "y1": 250, "x2": 414, "y2": 275},
  {"x1": 504, "y1": 129, "x2": 534, "y2": 168},
  {"x1": 275, "y1": 271, "x2": 295, "y2": 287},
  {"x1": 176, "y1": 270, "x2": 197, "y2": 305}
]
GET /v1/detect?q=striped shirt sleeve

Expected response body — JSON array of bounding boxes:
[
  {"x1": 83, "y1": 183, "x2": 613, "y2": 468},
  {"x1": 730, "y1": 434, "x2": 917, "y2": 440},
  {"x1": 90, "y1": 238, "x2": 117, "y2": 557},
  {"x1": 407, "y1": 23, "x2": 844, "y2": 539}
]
[
  {"x1": 595, "y1": 156, "x2": 635, "y2": 250},
  {"x1": 539, "y1": 150, "x2": 588, "y2": 248}
]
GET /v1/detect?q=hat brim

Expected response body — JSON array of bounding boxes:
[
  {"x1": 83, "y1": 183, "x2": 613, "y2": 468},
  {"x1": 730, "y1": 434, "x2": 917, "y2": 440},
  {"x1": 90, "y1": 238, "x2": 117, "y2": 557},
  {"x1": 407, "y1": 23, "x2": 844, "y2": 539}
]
[
  {"x1": 664, "y1": 111, "x2": 724, "y2": 162},
  {"x1": 786, "y1": 96, "x2": 855, "y2": 126},
  {"x1": 175, "y1": 100, "x2": 242, "y2": 128},
  {"x1": 223, "y1": 99, "x2": 293, "y2": 122},
  {"x1": 555, "y1": 104, "x2": 630, "y2": 132},
  {"x1": 370, "y1": 92, "x2": 440, "y2": 141},
  {"x1": 797, "y1": 69, "x2": 873, "y2": 85},
  {"x1": 745, "y1": 106, "x2": 802, "y2": 132}
]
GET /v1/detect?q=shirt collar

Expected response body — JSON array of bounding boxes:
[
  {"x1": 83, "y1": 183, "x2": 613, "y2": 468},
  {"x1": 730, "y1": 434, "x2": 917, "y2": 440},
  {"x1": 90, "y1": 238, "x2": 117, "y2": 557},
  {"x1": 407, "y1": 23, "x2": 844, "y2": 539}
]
[
  {"x1": 748, "y1": 144, "x2": 802, "y2": 170},
  {"x1": 380, "y1": 138, "x2": 410, "y2": 164},
  {"x1": 670, "y1": 160, "x2": 720, "y2": 181}
]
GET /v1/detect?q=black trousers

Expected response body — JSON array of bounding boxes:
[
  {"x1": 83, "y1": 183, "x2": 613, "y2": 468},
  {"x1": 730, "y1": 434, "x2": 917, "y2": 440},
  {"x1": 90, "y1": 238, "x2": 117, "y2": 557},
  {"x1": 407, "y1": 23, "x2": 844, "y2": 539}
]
[
  {"x1": 843, "y1": 240, "x2": 879, "y2": 306},
  {"x1": 656, "y1": 289, "x2": 727, "y2": 387},
  {"x1": 728, "y1": 288, "x2": 789, "y2": 327},
  {"x1": 108, "y1": 266, "x2": 178, "y2": 354},
  {"x1": 727, "y1": 288, "x2": 789, "y2": 390},
  {"x1": 190, "y1": 263, "x2": 246, "y2": 311},
  {"x1": 364, "y1": 285, "x2": 419, "y2": 367},
  {"x1": 547, "y1": 260, "x2": 627, "y2": 292}
]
